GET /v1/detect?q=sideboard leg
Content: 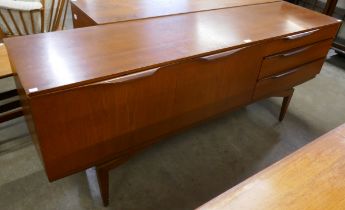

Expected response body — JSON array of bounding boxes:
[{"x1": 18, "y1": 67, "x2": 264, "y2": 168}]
[
  {"x1": 96, "y1": 155, "x2": 132, "y2": 207},
  {"x1": 278, "y1": 88, "x2": 294, "y2": 121},
  {"x1": 96, "y1": 166, "x2": 109, "y2": 207}
]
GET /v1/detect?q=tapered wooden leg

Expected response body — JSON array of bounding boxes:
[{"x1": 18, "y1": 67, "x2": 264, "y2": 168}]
[
  {"x1": 96, "y1": 155, "x2": 132, "y2": 207},
  {"x1": 275, "y1": 88, "x2": 294, "y2": 121},
  {"x1": 96, "y1": 167, "x2": 109, "y2": 207},
  {"x1": 279, "y1": 93, "x2": 293, "y2": 121}
]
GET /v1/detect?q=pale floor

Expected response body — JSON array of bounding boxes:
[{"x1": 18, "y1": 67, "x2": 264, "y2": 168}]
[{"x1": 0, "y1": 51, "x2": 345, "y2": 210}]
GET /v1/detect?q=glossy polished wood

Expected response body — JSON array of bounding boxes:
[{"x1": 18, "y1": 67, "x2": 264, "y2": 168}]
[
  {"x1": 71, "y1": 0, "x2": 281, "y2": 26},
  {"x1": 27, "y1": 44, "x2": 263, "y2": 180},
  {"x1": 71, "y1": 3, "x2": 96, "y2": 28},
  {"x1": 5, "y1": 2, "x2": 339, "y2": 97},
  {"x1": 5, "y1": 1, "x2": 340, "y2": 200},
  {"x1": 253, "y1": 59, "x2": 326, "y2": 100},
  {"x1": 198, "y1": 123, "x2": 345, "y2": 210},
  {"x1": 260, "y1": 39, "x2": 333, "y2": 79}
]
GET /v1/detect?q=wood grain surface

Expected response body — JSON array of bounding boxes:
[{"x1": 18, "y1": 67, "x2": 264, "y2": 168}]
[
  {"x1": 26, "y1": 44, "x2": 264, "y2": 180},
  {"x1": 71, "y1": 0, "x2": 282, "y2": 25},
  {"x1": 5, "y1": 2, "x2": 339, "y2": 97}
]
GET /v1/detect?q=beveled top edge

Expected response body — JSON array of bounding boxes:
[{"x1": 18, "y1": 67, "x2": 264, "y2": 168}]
[{"x1": 72, "y1": 0, "x2": 283, "y2": 25}]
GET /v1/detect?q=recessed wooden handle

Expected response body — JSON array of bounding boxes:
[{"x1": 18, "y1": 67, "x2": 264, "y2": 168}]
[
  {"x1": 94, "y1": 67, "x2": 160, "y2": 85},
  {"x1": 200, "y1": 47, "x2": 247, "y2": 61},
  {"x1": 281, "y1": 46, "x2": 311, "y2": 57},
  {"x1": 269, "y1": 67, "x2": 301, "y2": 79},
  {"x1": 269, "y1": 45, "x2": 311, "y2": 59},
  {"x1": 284, "y1": 29, "x2": 319, "y2": 40}
]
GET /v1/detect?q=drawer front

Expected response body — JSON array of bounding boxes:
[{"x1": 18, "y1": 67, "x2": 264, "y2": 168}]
[
  {"x1": 71, "y1": 3, "x2": 97, "y2": 28},
  {"x1": 253, "y1": 59, "x2": 325, "y2": 100},
  {"x1": 263, "y1": 24, "x2": 339, "y2": 56},
  {"x1": 259, "y1": 39, "x2": 332, "y2": 79},
  {"x1": 29, "y1": 45, "x2": 263, "y2": 180}
]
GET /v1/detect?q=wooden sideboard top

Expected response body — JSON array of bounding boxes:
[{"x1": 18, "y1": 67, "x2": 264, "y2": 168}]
[
  {"x1": 71, "y1": 0, "x2": 282, "y2": 25},
  {"x1": 5, "y1": 2, "x2": 339, "y2": 97},
  {"x1": 197, "y1": 123, "x2": 345, "y2": 210}
]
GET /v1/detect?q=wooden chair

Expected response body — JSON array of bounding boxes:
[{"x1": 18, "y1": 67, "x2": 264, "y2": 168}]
[
  {"x1": 0, "y1": 0, "x2": 70, "y2": 36},
  {"x1": 0, "y1": 0, "x2": 71, "y2": 123}
]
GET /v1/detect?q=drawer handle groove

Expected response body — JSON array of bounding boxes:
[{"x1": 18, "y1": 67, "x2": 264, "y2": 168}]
[
  {"x1": 284, "y1": 29, "x2": 319, "y2": 40},
  {"x1": 269, "y1": 46, "x2": 311, "y2": 58},
  {"x1": 266, "y1": 67, "x2": 301, "y2": 79},
  {"x1": 94, "y1": 67, "x2": 160, "y2": 85},
  {"x1": 200, "y1": 46, "x2": 247, "y2": 61}
]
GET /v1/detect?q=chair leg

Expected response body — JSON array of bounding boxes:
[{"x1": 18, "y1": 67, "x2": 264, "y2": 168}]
[{"x1": 275, "y1": 88, "x2": 294, "y2": 121}]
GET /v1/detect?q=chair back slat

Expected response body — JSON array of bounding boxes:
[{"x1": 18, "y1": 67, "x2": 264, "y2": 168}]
[
  {"x1": 0, "y1": 0, "x2": 70, "y2": 38},
  {"x1": 47, "y1": 0, "x2": 55, "y2": 31},
  {"x1": 50, "y1": 0, "x2": 69, "y2": 31},
  {"x1": 19, "y1": 11, "x2": 29, "y2": 34},
  {"x1": 29, "y1": 10, "x2": 35, "y2": 34},
  {"x1": 60, "y1": 0, "x2": 68, "y2": 30},
  {"x1": 8, "y1": 10, "x2": 23, "y2": 35},
  {"x1": 52, "y1": 0, "x2": 61, "y2": 30},
  {"x1": 0, "y1": 10, "x2": 14, "y2": 35},
  {"x1": 52, "y1": 0, "x2": 65, "y2": 31}
]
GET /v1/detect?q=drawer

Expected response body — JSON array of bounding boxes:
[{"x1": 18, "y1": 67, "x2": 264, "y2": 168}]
[
  {"x1": 263, "y1": 24, "x2": 339, "y2": 56},
  {"x1": 253, "y1": 59, "x2": 325, "y2": 100},
  {"x1": 29, "y1": 44, "x2": 263, "y2": 180},
  {"x1": 259, "y1": 39, "x2": 332, "y2": 79}
]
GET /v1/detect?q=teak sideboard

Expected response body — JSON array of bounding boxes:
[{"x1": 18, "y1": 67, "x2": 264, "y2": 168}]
[{"x1": 4, "y1": 1, "x2": 341, "y2": 206}]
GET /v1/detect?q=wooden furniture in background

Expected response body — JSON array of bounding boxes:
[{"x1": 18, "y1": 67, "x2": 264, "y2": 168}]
[
  {"x1": 0, "y1": 43, "x2": 22, "y2": 123},
  {"x1": 323, "y1": 0, "x2": 339, "y2": 15},
  {"x1": 0, "y1": 0, "x2": 71, "y2": 123},
  {"x1": 71, "y1": 0, "x2": 281, "y2": 27},
  {"x1": 5, "y1": 1, "x2": 340, "y2": 206},
  {"x1": 0, "y1": 0, "x2": 44, "y2": 36},
  {"x1": 197, "y1": 123, "x2": 345, "y2": 210},
  {"x1": 0, "y1": 0, "x2": 71, "y2": 37}
]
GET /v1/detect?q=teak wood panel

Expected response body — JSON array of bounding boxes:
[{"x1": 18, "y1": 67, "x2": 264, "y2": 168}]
[
  {"x1": 6, "y1": 1, "x2": 341, "y2": 184},
  {"x1": 253, "y1": 59, "x2": 325, "y2": 100},
  {"x1": 259, "y1": 39, "x2": 333, "y2": 79},
  {"x1": 4, "y1": 2, "x2": 340, "y2": 97},
  {"x1": 71, "y1": 0, "x2": 282, "y2": 26},
  {"x1": 71, "y1": 3, "x2": 96, "y2": 28},
  {"x1": 197, "y1": 123, "x2": 345, "y2": 210},
  {"x1": 262, "y1": 24, "x2": 340, "y2": 56},
  {"x1": 28, "y1": 45, "x2": 263, "y2": 180}
]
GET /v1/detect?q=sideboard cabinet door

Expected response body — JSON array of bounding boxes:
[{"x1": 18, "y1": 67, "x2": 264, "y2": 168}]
[{"x1": 28, "y1": 44, "x2": 263, "y2": 180}]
